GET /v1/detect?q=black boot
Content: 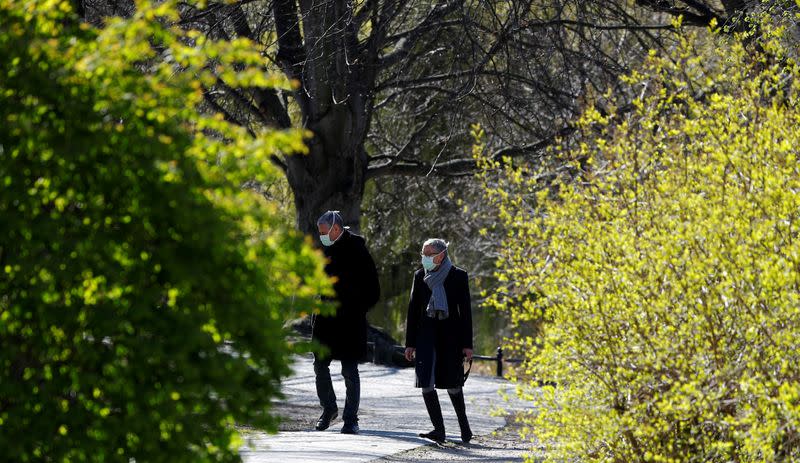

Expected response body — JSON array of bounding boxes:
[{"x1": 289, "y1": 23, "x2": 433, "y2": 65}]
[
  {"x1": 420, "y1": 390, "x2": 446, "y2": 443},
  {"x1": 449, "y1": 389, "x2": 473, "y2": 443}
]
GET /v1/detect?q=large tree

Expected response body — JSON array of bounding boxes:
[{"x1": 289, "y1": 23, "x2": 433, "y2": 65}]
[{"x1": 79, "y1": 0, "x2": 768, "y2": 234}]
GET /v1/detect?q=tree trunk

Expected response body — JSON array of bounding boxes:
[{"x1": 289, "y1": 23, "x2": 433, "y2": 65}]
[
  {"x1": 286, "y1": 130, "x2": 368, "y2": 235},
  {"x1": 283, "y1": 65, "x2": 372, "y2": 235},
  {"x1": 277, "y1": 0, "x2": 375, "y2": 235}
]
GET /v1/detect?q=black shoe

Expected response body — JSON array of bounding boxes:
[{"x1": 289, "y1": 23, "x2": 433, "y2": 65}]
[
  {"x1": 315, "y1": 409, "x2": 338, "y2": 431},
  {"x1": 419, "y1": 429, "x2": 446, "y2": 443},
  {"x1": 341, "y1": 423, "x2": 359, "y2": 434}
]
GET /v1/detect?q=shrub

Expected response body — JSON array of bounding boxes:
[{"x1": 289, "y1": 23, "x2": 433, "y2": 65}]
[
  {"x1": 0, "y1": 1, "x2": 328, "y2": 461},
  {"x1": 478, "y1": 22, "x2": 800, "y2": 463}
]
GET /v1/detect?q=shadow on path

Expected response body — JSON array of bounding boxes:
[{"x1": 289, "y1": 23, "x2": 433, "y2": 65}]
[{"x1": 241, "y1": 356, "x2": 529, "y2": 463}]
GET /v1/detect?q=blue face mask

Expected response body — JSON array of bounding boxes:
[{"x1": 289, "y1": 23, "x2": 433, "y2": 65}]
[
  {"x1": 421, "y1": 250, "x2": 443, "y2": 271},
  {"x1": 320, "y1": 227, "x2": 338, "y2": 247}
]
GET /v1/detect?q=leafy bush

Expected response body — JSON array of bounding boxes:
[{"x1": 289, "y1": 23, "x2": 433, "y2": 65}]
[
  {"x1": 478, "y1": 22, "x2": 800, "y2": 463},
  {"x1": 0, "y1": 1, "x2": 328, "y2": 461}
]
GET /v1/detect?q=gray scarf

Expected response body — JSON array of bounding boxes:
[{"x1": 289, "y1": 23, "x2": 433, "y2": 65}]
[{"x1": 424, "y1": 256, "x2": 452, "y2": 320}]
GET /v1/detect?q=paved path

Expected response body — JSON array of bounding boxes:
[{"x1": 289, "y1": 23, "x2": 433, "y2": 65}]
[{"x1": 239, "y1": 354, "x2": 523, "y2": 463}]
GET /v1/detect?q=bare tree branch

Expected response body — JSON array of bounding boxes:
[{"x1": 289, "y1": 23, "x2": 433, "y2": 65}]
[
  {"x1": 378, "y1": 1, "x2": 465, "y2": 67},
  {"x1": 366, "y1": 123, "x2": 576, "y2": 179},
  {"x1": 203, "y1": 91, "x2": 289, "y2": 173},
  {"x1": 273, "y1": 0, "x2": 310, "y2": 114}
]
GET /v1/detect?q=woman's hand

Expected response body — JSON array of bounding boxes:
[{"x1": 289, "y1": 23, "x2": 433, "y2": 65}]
[
  {"x1": 404, "y1": 347, "x2": 416, "y2": 362},
  {"x1": 462, "y1": 348, "x2": 473, "y2": 361}
]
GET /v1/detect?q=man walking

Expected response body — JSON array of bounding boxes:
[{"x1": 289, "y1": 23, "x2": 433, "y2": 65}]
[{"x1": 312, "y1": 210, "x2": 380, "y2": 434}]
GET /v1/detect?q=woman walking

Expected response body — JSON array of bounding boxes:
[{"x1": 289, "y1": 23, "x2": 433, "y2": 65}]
[{"x1": 404, "y1": 238, "x2": 474, "y2": 444}]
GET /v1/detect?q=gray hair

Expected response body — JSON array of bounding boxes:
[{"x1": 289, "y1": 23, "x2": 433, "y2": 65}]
[
  {"x1": 317, "y1": 210, "x2": 344, "y2": 229},
  {"x1": 422, "y1": 238, "x2": 449, "y2": 254}
]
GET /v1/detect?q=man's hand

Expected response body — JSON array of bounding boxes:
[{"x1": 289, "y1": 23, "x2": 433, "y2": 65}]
[
  {"x1": 404, "y1": 347, "x2": 416, "y2": 362},
  {"x1": 462, "y1": 348, "x2": 473, "y2": 361}
]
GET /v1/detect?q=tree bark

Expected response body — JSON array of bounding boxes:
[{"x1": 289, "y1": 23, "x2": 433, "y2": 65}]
[
  {"x1": 286, "y1": 117, "x2": 370, "y2": 235},
  {"x1": 276, "y1": 0, "x2": 376, "y2": 235}
]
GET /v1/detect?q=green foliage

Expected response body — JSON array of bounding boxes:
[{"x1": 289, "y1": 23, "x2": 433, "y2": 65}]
[
  {"x1": 478, "y1": 22, "x2": 800, "y2": 463},
  {"x1": 0, "y1": 1, "x2": 329, "y2": 461}
]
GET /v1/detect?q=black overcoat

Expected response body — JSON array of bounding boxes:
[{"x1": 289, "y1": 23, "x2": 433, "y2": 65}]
[
  {"x1": 404, "y1": 266, "x2": 473, "y2": 389},
  {"x1": 312, "y1": 230, "x2": 380, "y2": 360}
]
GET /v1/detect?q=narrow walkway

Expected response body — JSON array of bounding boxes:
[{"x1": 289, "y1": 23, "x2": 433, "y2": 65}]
[{"x1": 239, "y1": 354, "x2": 523, "y2": 463}]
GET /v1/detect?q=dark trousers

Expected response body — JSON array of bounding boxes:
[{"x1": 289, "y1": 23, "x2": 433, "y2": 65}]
[{"x1": 313, "y1": 354, "x2": 360, "y2": 425}]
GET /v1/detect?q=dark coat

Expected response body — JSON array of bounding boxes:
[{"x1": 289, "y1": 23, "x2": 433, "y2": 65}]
[
  {"x1": 312, "y1": 230, "x2": 380, "y2": 360},
  {"x1": 405, "y1": 266, "x2": 473, "y2": 389}
]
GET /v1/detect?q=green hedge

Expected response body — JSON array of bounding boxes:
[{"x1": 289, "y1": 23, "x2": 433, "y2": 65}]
[
  {"x1": 0, "y1": 1, "x2": 328, "y2": 461},
  {"x1": 478, "y1": 22, "x2": 800, "y2": 463}
]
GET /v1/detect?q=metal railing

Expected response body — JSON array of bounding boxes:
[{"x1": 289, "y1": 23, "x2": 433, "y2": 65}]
[
  {"x1": 472, "y1": 347, "x2": 522, "y2": 377},
  {"x1": 367, "y1": 342, "x2": 521, "y2": 377}
]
